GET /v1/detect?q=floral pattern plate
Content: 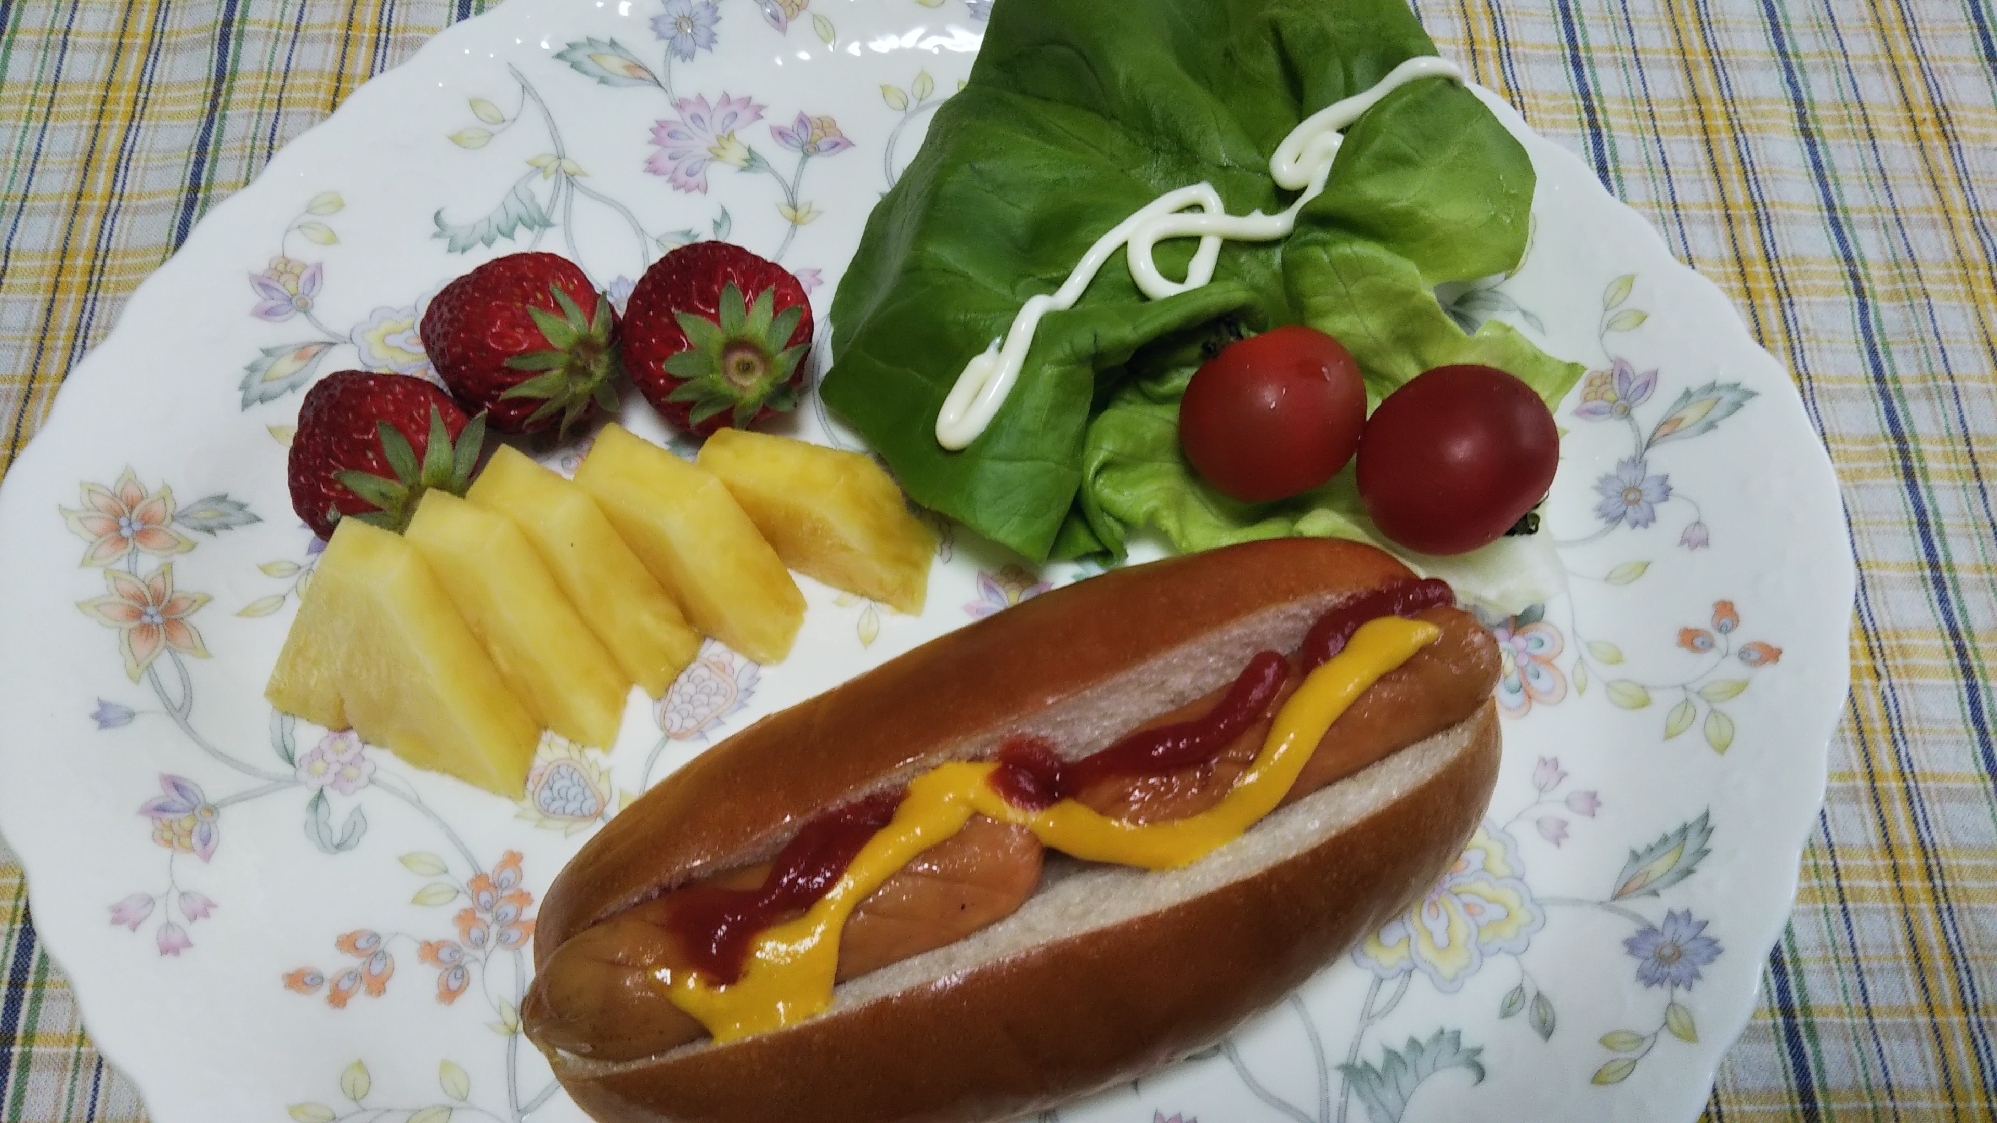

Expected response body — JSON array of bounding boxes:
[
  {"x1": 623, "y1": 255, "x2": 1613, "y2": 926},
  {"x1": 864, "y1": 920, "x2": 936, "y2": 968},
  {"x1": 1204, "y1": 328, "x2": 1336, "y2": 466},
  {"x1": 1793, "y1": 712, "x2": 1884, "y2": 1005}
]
[{"x1": 0, "y1": 1, "x2": 1852, "y2": 1121}]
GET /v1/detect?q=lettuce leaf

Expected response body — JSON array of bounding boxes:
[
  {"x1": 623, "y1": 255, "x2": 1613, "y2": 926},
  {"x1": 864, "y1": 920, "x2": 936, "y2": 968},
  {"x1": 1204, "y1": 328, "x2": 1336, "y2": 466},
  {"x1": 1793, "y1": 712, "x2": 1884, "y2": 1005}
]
[{"x1": 822, "y1": 0, "x2": 1580, "y2": 561}]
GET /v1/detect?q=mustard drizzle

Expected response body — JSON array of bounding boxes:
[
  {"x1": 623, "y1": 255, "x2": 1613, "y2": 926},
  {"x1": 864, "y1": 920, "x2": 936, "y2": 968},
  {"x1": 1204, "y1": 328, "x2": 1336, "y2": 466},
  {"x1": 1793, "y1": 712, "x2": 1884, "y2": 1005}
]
[{"x1": 665, "y1": 615, "x2": 1441, "y2": 1042}]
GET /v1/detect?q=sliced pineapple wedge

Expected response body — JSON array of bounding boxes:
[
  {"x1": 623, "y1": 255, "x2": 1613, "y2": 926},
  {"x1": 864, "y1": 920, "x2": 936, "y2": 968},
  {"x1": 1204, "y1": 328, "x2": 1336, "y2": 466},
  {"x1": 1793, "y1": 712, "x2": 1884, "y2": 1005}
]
[
  {"x1": 468, "y1": 445, "x2": 699, "y2": 697},
  {"x1": 264, "y1": 519, "x2": 540, "y2": 796},
  {"x1": 697, "y1": 428, "x2": 936, "y2": 614},
  {"x1": 574, "y1": 424, "x2": 805, "y2": 664},
  {"x1": 266, "y1": 556, "x2": 349, "y2": 731},
  {"x1": 406, "y1": 490, "x2": 630, "y2": 748}
]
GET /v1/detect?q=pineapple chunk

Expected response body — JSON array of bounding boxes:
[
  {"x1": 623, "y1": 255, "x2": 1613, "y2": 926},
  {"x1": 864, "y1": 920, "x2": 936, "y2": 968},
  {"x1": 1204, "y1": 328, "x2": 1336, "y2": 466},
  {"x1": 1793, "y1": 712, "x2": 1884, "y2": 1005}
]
[
  {"x1": 265, "y1": 520, "x2": 539, "y2": 796},
  {"x1": 574, "y1": 424, "x2": 805, "y2": 663},
  {"x1": 697, "y1": 428, "x2": 936, "y2": 614},
  {"x1": 406, "y1": 490, "x2": 629, "y2": 748},
  {"x1": 266, "y1": 560, "x2": 348, "y2": 731},
  {"x1": 468, "y1": 446, "x2": 699, "y2": 697}
]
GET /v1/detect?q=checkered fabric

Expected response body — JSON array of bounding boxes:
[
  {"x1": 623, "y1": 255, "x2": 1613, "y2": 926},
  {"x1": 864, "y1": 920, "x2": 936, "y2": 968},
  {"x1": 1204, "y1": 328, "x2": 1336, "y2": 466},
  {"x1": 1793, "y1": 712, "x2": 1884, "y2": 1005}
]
[{"x1": 2, "y1": 0, "x2": 1993, "y2": 1119}]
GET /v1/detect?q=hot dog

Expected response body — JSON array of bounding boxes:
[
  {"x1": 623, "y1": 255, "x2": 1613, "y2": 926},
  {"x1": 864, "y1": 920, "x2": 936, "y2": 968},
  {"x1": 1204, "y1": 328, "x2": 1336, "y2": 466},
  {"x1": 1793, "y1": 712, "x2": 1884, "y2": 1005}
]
[{"x1": 524, "y1": 538, "x2": 1502, "y2": 1123}]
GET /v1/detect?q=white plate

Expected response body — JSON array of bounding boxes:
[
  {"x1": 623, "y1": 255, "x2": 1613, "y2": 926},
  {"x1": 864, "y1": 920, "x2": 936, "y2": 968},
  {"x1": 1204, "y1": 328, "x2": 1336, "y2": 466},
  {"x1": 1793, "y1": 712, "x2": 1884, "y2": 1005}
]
[{"x1": 0, "y1": 1, "x2": 1852, "y2": 1120}]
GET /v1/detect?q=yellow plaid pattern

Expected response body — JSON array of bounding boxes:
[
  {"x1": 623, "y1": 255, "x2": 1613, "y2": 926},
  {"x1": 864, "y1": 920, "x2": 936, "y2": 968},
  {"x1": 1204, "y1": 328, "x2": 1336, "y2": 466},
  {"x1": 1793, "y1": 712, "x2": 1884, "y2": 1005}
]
[{"x1": 3, "y1": 0, "x2": 1994, "y2": 1120}]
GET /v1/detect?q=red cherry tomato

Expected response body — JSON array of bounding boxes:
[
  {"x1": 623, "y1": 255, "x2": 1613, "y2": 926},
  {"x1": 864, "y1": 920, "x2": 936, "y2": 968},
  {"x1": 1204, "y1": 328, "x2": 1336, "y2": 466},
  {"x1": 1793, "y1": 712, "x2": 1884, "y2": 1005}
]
[
  {"x1": 1178, "y1": 325, "x2": 1367, "y2": 503},
  {"x1": 1355, "y1": 364, "x2": 1559, "y2": 555}
]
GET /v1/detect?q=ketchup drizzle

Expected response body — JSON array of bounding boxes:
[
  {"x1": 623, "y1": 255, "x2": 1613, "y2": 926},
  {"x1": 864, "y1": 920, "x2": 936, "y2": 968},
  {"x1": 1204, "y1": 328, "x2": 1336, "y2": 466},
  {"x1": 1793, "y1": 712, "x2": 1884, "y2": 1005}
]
[
  {"x1": 663, "y1": 788, "x2": 906, "y2": 983},
  {"x1": 989, "y1": 577, "x2": 1453, "y2": 809},
  {"x1": 988, "y1": 651, "x2": 1289, "y2": 811},
  {"x1": 1297, "y1": 578, "x2": 1453, "y2": 670}
]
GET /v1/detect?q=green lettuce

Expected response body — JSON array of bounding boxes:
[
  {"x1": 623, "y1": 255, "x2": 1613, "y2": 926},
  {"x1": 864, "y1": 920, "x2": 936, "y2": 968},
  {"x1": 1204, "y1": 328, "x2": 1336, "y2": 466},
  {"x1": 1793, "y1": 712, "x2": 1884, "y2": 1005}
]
[{"x1": 822, "y1": 0, "x2": 1582, "y2": 561}]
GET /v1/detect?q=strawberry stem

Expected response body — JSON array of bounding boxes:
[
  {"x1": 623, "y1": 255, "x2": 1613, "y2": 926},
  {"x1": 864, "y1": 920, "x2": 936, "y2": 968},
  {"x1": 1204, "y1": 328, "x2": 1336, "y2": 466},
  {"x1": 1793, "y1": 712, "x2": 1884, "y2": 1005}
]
[
  {"x1": 660, "y1": 281, "x2": 806, "y2": 427},
  {"x1": 329, "y1": 406, "x2": 489, "y2": 534},
  {"x1": 500, "y1": 285, "x2": 622, "y2": 438}
]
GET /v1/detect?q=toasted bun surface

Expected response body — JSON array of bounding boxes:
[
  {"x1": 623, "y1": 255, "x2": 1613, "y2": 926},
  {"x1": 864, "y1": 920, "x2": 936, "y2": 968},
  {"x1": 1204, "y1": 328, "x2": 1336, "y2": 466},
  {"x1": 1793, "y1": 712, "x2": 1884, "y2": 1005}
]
[
  {"x1": 555, "y1": 703, "x2": 1498, "y2": 1123},
  {"x1": 534, "y1": 537, "x2": 1415, "y2": 964}
]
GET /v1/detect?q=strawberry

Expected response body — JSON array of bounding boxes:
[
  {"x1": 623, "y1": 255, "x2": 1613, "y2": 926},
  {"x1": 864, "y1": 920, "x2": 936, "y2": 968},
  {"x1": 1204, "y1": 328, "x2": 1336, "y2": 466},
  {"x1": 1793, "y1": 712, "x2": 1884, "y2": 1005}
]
[
  {"x1": 420, "y1": 252, "x2": 620, "y2": 436},
  {"x1": 620, "y1": 242, "x2": 813, "y2": 435},
  {"x1": 288, "y1": 371, "x2": 487, "y2": 540}
]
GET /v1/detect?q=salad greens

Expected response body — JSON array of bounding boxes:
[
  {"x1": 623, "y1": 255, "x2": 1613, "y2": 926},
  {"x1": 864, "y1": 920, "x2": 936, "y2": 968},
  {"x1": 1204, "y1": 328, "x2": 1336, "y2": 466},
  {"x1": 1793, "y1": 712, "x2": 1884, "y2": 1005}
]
[{"x1": 821, "y1": 0, "x2": 1583, "y2": 562}]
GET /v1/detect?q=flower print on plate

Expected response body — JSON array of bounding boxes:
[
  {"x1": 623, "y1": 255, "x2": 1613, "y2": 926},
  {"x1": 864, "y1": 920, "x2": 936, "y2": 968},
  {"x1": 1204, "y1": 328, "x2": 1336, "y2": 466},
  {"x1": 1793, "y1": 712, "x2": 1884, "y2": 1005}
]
[
  {"x1": 1558, "y1": 284, "x2": 1760, "y2": 554},
  {"x1": 1492, "y1": 605, "x2": 1565, "y2": 717},
  {"x1": 1521, "y1": 756, "x2": 1601, "y2": 847},
  {"x1": 279, "y1": 850, "x2": 543, "y2": 1116},
  {"x1": 653, "y1": 0, "x2": 720, "y2": 60},
  {"x1": 350, "y1": 298, "x2": 437, "y2": 380},
  {"x1": 295, "y1": 731, "x2": 376, "y2": 796},
  {"x1": 640, "y1": 640, "x2": 761, "y2": 788},
  {"x1": 0, "y1": 2, "x2": 1851, "y2": 1122},
  {"x1": 78, "y1": 566, "x2": 211, "y2": 681},
  {"x1": 1626, "y1": 910, "x2": 1722, "y2": 991},
  {"x1": 653, "y1": 640, "x2": 759, "y2": 742},
  {"x1": 234, "y1": 193, "x2": 461, "y2": 406},
  {"x1": 249, "y1": 256, "x2": 323, "y2": 323},
  {"x1": 517, "y1": 741, "x2": 626, "y2": 835},
  {"x1": 1594, "y1": 457, "x2": 1672, "y2": 530},
  {"x1": 770, "y1": 112, "x2": 854, "y2": 157},
  {"x1": 1357, "y1": 826, "x2": 1546, "y2": 994},
  {"x1": 649, "y1": 93, "x2": 764, "y2": 193},
  {"x1": 60, "y1": 469, "x2": 197, "y2": 566},
  {"x1": 109, "y1": 776, "x2": 226, "y2": 957},
  {"x1": 1546, "y1": 593, "x2": 1788, "y2": 754},
  {"x1": 964, "y1": 564, "x2": 1051, "y2": 618}
]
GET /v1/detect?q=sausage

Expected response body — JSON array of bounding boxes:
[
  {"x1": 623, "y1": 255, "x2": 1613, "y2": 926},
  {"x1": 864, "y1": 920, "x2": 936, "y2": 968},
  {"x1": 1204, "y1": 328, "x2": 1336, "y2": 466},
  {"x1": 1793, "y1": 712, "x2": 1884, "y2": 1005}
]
[
  {"x1": 524, "y1": 816, "x2": 1043, "y2": 1062},
  {"x1": 837, "y1": 816, "x2": 1044, "y2": 978}
]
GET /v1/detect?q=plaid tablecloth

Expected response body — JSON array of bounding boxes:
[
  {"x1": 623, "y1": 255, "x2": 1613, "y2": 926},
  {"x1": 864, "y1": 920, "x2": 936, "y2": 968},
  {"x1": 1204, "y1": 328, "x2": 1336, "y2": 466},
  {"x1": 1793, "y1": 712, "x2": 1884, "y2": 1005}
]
[{"x1": 2, "y1": 0, "x2": 1993, "y2": 1118}]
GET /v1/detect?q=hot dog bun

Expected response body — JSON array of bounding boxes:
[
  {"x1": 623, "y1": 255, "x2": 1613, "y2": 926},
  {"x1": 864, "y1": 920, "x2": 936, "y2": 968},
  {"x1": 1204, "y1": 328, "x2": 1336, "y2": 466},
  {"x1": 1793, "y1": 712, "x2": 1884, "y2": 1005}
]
[{"x1": 528, "y1": 538, "x2": 1501, "y2": 1123}]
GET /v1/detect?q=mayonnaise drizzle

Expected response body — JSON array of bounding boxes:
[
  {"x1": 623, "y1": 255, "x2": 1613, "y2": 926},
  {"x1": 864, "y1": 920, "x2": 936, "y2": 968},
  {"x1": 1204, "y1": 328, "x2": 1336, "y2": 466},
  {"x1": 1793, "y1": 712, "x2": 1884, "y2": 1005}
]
[{"x1": 934, "y1": 56, "x2": 1464, "y2": 451}]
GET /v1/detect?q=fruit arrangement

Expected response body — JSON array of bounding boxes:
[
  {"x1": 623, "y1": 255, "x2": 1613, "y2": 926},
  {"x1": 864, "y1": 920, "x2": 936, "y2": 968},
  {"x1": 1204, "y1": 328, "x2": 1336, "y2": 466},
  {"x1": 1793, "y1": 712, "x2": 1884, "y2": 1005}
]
[
  {"x1": 268, "y1": 236, "x2": 1559, "y2": 802},
  {"x1": 267, "y1": 246, "x2": 934, "y2": 796}
]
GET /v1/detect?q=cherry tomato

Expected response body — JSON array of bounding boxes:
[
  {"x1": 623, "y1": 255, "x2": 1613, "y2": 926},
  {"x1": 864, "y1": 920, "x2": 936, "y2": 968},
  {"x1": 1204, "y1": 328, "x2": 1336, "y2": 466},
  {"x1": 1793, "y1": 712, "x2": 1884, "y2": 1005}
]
[
  {"x1": 1355, "y1": 364, "x2": 1559, "y2": 555},
  {"x1": 1178, "y1": 325, "x2": 1367, "y2": 503}
]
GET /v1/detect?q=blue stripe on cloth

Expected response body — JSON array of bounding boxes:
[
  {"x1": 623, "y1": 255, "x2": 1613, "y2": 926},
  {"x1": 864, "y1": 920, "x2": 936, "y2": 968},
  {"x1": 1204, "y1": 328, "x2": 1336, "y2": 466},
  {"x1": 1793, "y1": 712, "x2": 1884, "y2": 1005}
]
[
  {"x1": 1607, "y1": 2, "x2": 1695, "y2": 265},
  {"x1": 1849, "y1": 579, "x2": 1971, "y2": 1118},
  {"x1": 1550, "y1": 0, "x2": 1611, "y2": 184},
  {"x1": 71, "y1": 0, "x2": 176, "y2": 372},
  {"x1": 0, "y1": 903, "x2": 39, "y2": 1113},
  {"x1": 374, "y1": 0, "x2": 400, "y2": 75},
  {"x1": 173, "y1": 0, "x2": 244, "y2": 249},
  {"x1": 267, "y1": 0, "x2": 316, "y2": 161},
  {"x1": 1765, "y1": 938, "x2": 1824, "y2": 1123},
  {"x1": 1664, "y1": 8, "x2": 1771, "y2": 347},
  {"x1": 1483, "y1": 2, "x2": 1523, "y2": 110},
  {"x1": 1887, "y1": 0, "x2": 1997, "y2": 291},
  {"x1": 1691, "y1": 3, "x2": 1810, "y2": 370},
  {"x1": 330, "y1": 0, "x2": 363, "y2": 100},
  {"x1": 1813, "y1": 793, "x2": 1903, "y2": 1105},
  {"x1": 1969, "y1": 0, "x2": 1997, "y2": 89},
  {"x1": 0, "y1": 0, "x2": 83, "y2": 459}
]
